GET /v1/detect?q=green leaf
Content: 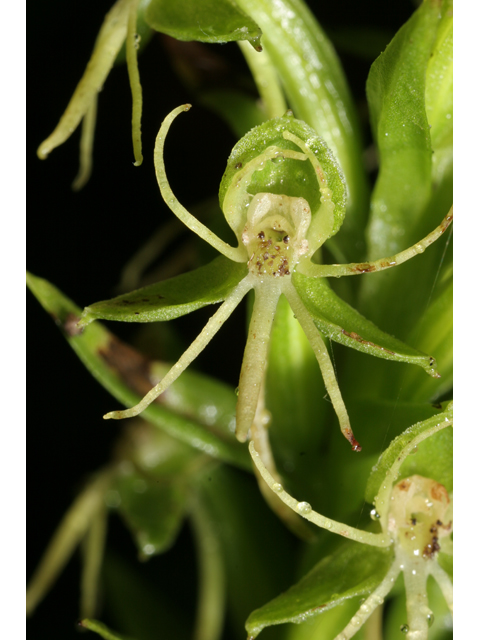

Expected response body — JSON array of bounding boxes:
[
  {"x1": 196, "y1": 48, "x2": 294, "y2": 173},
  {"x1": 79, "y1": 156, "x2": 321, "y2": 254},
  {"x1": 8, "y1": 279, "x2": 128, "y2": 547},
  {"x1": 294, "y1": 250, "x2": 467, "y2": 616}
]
[
  {"x1": 292, "y1": 272, "x2": 437, "y2": 376},
  {"x1": 235, "y1": 0, "x2": 369, "y2": 249},
  {"x1": 365, "y1": 404, "x2": 453, "y2": 504},
  {"x1": 245, "y1": 541, "x2": 393, "y2": 638},
  {"x1": 393, "y1": 272, "x2": 452, "y2": 402},
  {"x1": 145, "y1": 0, "x2": 262, "y2": 50},
  {"x1": 27, "y1": 272, "x2": 250, "y2": 470},
  {"x1": 112, "y1": 466, "x2": 189, "y2": 558},
  {"x1": 362, "y1": 0, "x2": 449, "y2": 335},
  {"x1": 79, "y1": 256, "x2": 247, "y2": 327},
  {"x1": 79, "y1": 618, "x2": 133, "y2": 640},
  {"x1": 425, "y1": 0, "x2": 453, "y2": 187}
]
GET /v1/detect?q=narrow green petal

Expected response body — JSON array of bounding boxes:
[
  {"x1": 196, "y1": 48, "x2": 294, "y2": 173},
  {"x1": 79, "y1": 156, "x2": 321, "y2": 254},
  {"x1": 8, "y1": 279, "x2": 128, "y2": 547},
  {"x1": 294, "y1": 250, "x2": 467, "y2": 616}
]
[{"x1": 37, "y1": 0, "x2": 131, "y2": 160}]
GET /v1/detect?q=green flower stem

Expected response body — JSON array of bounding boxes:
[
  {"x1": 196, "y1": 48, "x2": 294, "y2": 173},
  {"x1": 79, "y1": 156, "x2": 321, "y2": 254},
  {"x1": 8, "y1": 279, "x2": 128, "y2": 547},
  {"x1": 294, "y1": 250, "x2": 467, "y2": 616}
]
[
  {"x1": 190, "y1": 496, "x2": 226, "y2": 640},
  {"x1": 238, "y1": 40, "x2": 287, "y2": 119},
  {"x1": 26, "y1": 469, "x2": 114, "y2": 616},
  {"x1": 80, "y1": 501, "x2": 108, "y2": 619},
  {"x1": 126, "y1": 0, "x2": 143, "y2": 166}
]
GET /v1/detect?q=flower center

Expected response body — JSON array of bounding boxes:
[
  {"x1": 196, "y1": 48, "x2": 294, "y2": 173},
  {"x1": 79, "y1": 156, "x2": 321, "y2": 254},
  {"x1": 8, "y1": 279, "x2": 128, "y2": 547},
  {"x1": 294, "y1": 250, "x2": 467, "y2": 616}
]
[
  {"x1": 242, "y1": 193, "x2": 311, "y2": 277},
  {"x1": 388, "y1": 475, "x2": 452, "y2": 559}
]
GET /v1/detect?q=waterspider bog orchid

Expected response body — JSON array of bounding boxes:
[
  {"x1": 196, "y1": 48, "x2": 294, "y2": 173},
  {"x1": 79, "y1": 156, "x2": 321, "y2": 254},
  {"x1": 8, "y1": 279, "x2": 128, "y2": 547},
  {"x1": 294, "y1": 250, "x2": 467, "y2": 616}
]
[
  {"x1": 248, "y1": 404, "x2": 453, "y2": 640},
  {"x1": 79, "y1": 105, "x2": 452, "y2": 451}
]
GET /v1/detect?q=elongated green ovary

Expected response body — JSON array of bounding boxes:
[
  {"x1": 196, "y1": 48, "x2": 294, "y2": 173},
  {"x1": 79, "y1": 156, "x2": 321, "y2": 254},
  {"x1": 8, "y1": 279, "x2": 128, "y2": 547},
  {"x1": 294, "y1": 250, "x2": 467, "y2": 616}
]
[
  {"x1": 37, "y1": 0, "x2": 132, "y2": 160},
  {"x1": 104, "y1": 276, "x2": 253, "y2": 420},
  {"x1": 283, "y1": 279, "x2": 362, "y2": 451},
  {"x1": 154, "y1": 105, "x2": 248, "y2": 263},
  {"x1": 299, "y1": 207, "x2": 453, "y2": 278}
]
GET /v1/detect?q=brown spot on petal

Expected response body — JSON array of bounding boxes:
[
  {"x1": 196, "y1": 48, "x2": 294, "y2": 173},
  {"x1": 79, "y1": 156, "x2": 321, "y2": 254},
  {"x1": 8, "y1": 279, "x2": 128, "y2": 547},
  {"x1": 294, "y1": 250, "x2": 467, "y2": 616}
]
[
  {"x1": 341, "y1": 329, "x2": 396, "y2": 356},
  {"x1": 352, "y1": 263, "x2": 377, "y2": 273}
]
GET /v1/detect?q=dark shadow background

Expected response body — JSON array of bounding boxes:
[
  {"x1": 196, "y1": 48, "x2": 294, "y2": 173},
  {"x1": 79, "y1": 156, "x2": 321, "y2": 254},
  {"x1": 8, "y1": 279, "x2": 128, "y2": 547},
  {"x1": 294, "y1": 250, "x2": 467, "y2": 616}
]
[{"x1": 28, "y1": 1, "x2": 415, "y2": 638}]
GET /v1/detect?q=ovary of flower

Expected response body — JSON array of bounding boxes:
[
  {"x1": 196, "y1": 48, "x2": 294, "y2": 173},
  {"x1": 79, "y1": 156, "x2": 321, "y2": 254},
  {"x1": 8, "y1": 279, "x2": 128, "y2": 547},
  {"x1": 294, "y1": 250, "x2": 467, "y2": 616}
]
[
  {"x1": 102, "y1": 105, "x2": 452, "y2": 454},
  {"x1": 249, "y1": 411, "x2": 453, "y2": 640}
]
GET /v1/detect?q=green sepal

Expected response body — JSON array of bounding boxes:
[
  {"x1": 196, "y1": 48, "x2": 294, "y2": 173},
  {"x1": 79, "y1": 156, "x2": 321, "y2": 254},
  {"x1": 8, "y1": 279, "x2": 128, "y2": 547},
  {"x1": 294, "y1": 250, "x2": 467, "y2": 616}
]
[
  {"x1": 365, "y1": 403, "x2": 453, "y2": 503},
  {"x1": 245, "y1": 540, "x2": 393, "y2": 638},
  {"x1": 145, "y1": 0, "x2": 262, "y2": 50},
  {"x1": 79, "y1": 256, "x2": 247, "y2": 328},
  {"x1": 79, "y1": 618, "x2": 133, "y2": 640},
  {"x1": 292, "y1": 272, "x2": 438, "y2": 376},
  {"x1": 234, "y1": 0, "x2": 369, "y2": 247},
  {"x1": 26, "y1": 272, "x2": 250, "y2": 470},
  {"x1": 219, "y1": 115, "x2": 346, "y2": 238},
  {"x1": 111, "y1": 465, "x2": 189, "y2": 559}
]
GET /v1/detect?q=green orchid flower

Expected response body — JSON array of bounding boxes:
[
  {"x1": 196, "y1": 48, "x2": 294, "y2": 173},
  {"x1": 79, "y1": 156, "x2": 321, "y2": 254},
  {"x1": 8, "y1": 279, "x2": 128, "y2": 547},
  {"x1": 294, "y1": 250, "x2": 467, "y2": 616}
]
[
  {"x1": 79, "y1": 105, "x2": 452, "y2": 453},
  {"x1": 248, "y1": 404, "x2": 453, "y2": 640}
]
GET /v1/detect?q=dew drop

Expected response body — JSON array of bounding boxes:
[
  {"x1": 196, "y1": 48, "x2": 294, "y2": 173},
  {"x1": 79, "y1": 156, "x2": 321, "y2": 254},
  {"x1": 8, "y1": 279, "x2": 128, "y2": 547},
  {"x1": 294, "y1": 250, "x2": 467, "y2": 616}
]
[
  {"x1": 427, "y1": 613, "x2": 434, "y2": 628},
  {"x1": 415, "y1": 243, "x2": 425, "y2": 254},
  {"x1": 297, "y1": 501, "x2": 312, "y2": 514},
  {"x1": 370, "y1": 508, "x2": 380, "y2": 520},
  {"x1": 272, "y1": 482, "x2": 283, "y2": 493},
  {"x1": 400, "y1": 624, "x2": 409, "y2": 633},
  {"x1": 234, "y1": 386, "x2": 240, "y2": 396},
  {"x1": 409, "y1": 446, "x2": 418, "y2": 455}
]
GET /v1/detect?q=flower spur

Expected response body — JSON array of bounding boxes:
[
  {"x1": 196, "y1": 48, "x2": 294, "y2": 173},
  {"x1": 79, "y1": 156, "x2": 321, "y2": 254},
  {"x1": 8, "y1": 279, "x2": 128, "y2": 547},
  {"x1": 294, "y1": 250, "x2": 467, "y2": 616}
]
[
  {"x1": 79, "y1": 105, "x2": 453, "y2": 451},
  {"x1": 248, "y1": 405, "x2": 453, "y2": 640}
]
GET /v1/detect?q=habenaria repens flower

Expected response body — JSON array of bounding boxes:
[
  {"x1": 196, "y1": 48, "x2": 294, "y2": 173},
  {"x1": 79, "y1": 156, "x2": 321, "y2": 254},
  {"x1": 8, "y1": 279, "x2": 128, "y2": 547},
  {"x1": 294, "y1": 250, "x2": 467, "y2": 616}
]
[{"x1": 79, "y1": 105, "x2": 453, "y2": 451}]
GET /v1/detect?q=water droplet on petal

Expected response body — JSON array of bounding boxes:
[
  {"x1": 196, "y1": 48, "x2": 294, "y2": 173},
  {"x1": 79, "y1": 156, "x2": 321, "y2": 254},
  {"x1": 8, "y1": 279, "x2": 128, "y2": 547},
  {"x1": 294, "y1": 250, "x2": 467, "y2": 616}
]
[
  {"x1": 297, "y1": 501, "x2": 312, "y2": 514},
  {"x1": 234, "y1": 386, "x2": 240, "y2": 396},
  {"x1": 400, "y1": 624, "x2": 409, "y2": 633},
  {"x1": 272, "y1": 483, "x2": 283, "y2": 493},
  {"x1": 427, "y1": 613, "x2": 435, "y2": 628},
  {"x1": 370, "y1": 508, "x2": 380, "y2": 520},
  {"x1": 415, "y1": 243, "x2": 425, "y2": 254}
]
